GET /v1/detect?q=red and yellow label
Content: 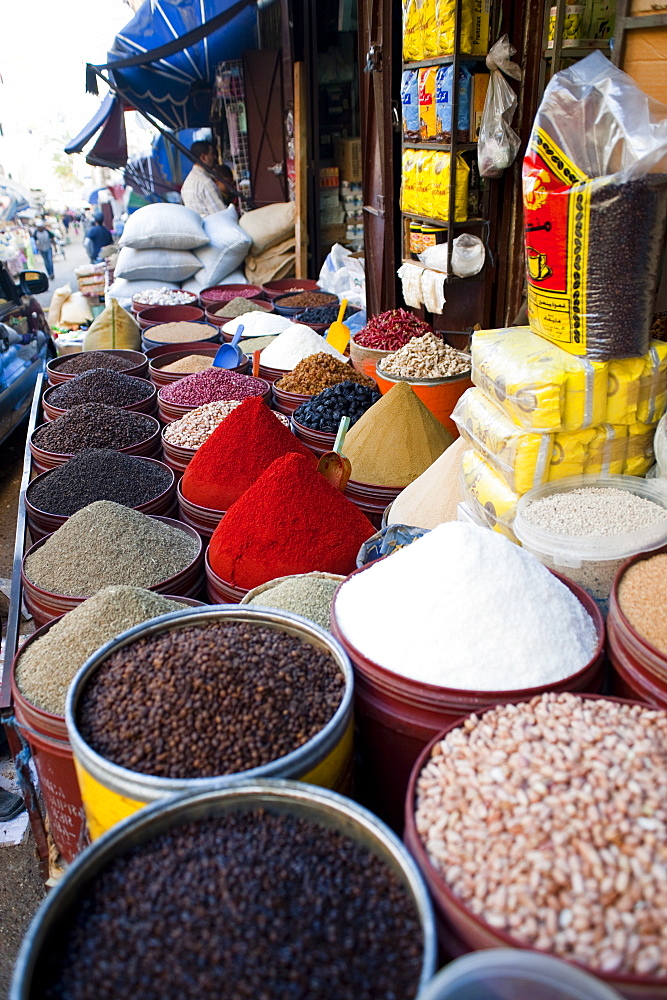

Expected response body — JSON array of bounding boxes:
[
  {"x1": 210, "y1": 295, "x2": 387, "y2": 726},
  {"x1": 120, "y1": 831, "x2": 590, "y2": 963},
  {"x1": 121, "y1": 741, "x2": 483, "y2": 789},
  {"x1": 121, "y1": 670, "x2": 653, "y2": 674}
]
[{"x1": 523, "y1": 127, "x2": 591, "y2": 356}]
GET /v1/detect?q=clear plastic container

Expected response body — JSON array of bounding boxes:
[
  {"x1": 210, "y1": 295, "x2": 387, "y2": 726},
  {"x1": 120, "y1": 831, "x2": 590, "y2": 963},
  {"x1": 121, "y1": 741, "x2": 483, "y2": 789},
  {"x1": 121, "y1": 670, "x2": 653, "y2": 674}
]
[
  {"x1": 417, "y1": 949, "x2": 623, "y2": 1000},
  {"x1": 514, "y1": 475, "x2": 667, "y2": 613}
]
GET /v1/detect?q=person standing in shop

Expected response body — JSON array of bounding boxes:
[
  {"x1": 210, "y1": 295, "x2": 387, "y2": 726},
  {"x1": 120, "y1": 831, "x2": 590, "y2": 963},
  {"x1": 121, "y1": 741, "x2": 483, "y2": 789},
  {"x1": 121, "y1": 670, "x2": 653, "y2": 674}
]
[
  {"x1": 33, "y1": 221, "x2": 55, "y2": 281},
  {"x1": 180, "y1": 140, "x2": 228, "y2": 217}
]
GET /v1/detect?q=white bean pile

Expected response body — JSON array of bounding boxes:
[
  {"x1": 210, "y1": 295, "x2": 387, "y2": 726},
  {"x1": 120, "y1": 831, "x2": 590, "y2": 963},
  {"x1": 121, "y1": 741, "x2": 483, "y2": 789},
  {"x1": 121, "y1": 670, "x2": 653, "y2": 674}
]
[
  {"x1": 132, "y1": 288, "x2": 197, "y2": 306},
  {"x1": 415, "y1": 693, "x2": 667, "y2": 978}
]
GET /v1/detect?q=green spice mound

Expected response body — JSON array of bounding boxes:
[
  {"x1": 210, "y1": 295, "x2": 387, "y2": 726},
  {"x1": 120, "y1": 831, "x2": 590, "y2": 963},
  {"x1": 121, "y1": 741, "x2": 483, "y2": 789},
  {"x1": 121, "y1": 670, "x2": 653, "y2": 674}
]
[
  {"x1": 247, "y1": 576, "x2": 341, "y2": 631},
  {"x1": 16, "y1": 587, "x2": 187, "y2": 716},
  {"x1": 24, "y1": 501, "x2": 200, "y2": 596}
]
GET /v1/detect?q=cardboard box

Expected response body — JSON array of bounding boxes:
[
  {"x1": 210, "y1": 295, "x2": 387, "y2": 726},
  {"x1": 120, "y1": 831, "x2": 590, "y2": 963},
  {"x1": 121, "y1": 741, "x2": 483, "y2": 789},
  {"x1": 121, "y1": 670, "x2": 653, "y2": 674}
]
[
  {"x1": 622, "y1": 24, "x2": 667, "y2": 105},
  {"x1": 335, "y1": 138, "x2": 362, "y2": 183},
  {"x1": 470, "y1": 73, "x2": 490, "y2": 142}
]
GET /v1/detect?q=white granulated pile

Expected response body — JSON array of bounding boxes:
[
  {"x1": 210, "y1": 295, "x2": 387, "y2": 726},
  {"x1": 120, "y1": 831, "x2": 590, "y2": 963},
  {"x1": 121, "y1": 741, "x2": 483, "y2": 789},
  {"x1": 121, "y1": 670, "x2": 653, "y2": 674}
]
[
  {"x1": 523, "y1": 486, "x2": 667, "y2": 536},
  {"x1": 334, "y1": 522, "x2": 598, "y2": 690},
  {"x1": 222, "y1": 312, "x2": 293, "y2": 337},
  {"x1": 259, "y1": 325, "x2": 348, "y2": 370}
]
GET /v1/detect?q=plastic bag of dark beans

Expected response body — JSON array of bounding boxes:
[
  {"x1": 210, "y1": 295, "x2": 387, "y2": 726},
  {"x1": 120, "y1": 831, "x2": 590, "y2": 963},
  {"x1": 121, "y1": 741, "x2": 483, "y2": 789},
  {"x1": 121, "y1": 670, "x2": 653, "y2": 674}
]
[{"x1": 522, "y1": 53, "x2": 667, "y2": 361}]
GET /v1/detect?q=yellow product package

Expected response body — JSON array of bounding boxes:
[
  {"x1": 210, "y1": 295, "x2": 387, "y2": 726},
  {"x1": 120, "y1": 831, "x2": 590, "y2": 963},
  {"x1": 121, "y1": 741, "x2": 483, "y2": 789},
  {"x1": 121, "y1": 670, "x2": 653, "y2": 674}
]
[
  {"x1": 452, "y1": 387, "x2": 553, "y2": 493},
  {"x1": 432, "y1": 152, "x2": 469, "y2": 222},
  {"x1": 415, "y1": 152, "x2": 437, "y2": 218},
  {"x1": 421, "y1": 0, "x2": 439, "y2": 57},
  {"x1": 605, "y1": 356, "x2": 645, "y2": 426},
  {"x1": 637, "y1": 341, "x2": 667, "y2": 425},
  {"x1": 586, "y1": 424, "x2": 628, "y2": 476},
  {"x1": 435, "y1": 0, "x2": 473, "y2": 55},
  {"x1": 548, "y1": 426, "x2": 598, "y2": 481},
  {"x1": 460, "y1": 448, "x2": 519, "y2": 541},
  {"x1": 401, "y1": 150, "x2": 420, "y2": 214},
  {"x1": 403, "y1": 0, "x2": 424, "y2": 61},
  {"x1": 471, "y1": 0, "x2": 491, "y2": 54},
  {"x1": 471, "y1": 326, "x2": 608, "y2": 432},
  {"x1": 625, "y1": 421, "x2": 657, "y2": 477}
]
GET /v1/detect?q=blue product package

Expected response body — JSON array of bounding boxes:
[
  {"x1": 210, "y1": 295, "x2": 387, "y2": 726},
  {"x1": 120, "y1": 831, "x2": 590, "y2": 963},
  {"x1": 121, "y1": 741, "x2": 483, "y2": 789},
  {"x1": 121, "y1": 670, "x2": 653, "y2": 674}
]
[
  {"x1": 401, "y1": 70, "x2": 420, "y2": 141},
  {"x1": 435, "y1": 65, "x2": 472, "y2": 142}
]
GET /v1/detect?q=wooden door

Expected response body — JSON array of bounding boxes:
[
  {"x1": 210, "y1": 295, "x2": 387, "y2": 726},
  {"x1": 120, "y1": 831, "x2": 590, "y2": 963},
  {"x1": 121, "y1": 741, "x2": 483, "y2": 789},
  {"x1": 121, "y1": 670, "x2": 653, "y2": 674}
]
[
  {"x1": 243, "y1": 50, "x2": 289, "y2": 206},
  {"x1": 358, "y1": 0, "x2": 398, "y2": 315}
]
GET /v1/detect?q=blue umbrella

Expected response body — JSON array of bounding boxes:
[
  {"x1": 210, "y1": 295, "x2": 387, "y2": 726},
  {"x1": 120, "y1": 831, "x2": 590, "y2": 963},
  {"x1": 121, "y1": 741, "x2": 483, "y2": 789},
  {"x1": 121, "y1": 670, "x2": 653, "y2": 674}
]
[{"x1": 106, "y1": 0, "x2": 259, "y2": 130}]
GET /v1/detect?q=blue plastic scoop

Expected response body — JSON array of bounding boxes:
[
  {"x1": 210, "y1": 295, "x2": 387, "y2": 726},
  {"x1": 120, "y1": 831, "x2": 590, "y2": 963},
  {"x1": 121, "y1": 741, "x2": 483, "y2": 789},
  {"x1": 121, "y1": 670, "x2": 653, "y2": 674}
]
[{"x1": 212, "y1": 324, "x2": 245, "y2": 369}]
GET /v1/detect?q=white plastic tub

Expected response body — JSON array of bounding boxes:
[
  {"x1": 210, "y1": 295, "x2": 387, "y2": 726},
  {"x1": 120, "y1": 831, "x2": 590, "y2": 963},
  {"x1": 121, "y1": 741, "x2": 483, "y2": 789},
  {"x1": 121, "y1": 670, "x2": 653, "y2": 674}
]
[
  {"x1": 514, "y1": 474, "x2": 667, "y2": 613},
  {"x1": 417, "y1": 949, "x2": 623, "y2": 1000}
]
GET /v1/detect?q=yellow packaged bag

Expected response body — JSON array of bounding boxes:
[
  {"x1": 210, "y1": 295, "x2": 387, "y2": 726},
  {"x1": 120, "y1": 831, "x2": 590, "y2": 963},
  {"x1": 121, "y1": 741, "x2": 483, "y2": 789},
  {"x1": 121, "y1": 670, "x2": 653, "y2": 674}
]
[
  {"x1": 401, "y1": 150, "x2": 420, "y2": 214},
  {"x1": 452, "y1": 387, "x2": 553, "y2": 493},
  {"x1": 435, "y1": 0, "x2": 473, "y2": 55},
  {"x1": 421, "y1": 0, "x2": 439, "y2": 57},
  {"x1": 548, "y1": 427, "x2": 597, "y2": 481},
  {"x1": 471, "y1": 0, "x2": 491, "y2": 54},
  {"x1": 432, "y1": 152, "x2": 469, "y2": 222},
  {"x1": 461, "y1": 448, "x2": 519, "y2": 541},
  {"x1": 605, "y1": 356, "x2": 645, "y2": 425},
  {"x1": 637, "y1": 341, "x2": 667, "y2": 425},
  {"x1": 471, "y1": 326, "x2": 608, "y2": 432},
  {"x1": 83, "y1": 300, "x2": 141, "y2": 352},
  {"x1": 403, "y1": 0, "x2": 424, "y2": 61},
  {"x1": 415, "y1": 152, "x2": 437, "y2": 219},
  {"x1": 586, "y1": 424, "x2": 628, "y2": 476},
  {"x1": 625, "y1": 421, "x2": 657, "y2": 477}
]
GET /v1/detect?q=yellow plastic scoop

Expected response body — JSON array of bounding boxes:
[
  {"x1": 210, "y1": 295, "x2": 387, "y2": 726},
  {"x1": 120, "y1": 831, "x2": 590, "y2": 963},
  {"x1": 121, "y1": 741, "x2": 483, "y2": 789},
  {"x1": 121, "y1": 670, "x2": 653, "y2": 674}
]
[{"x1": 325, "y1": 299, "x2": 350, "y2": 355}]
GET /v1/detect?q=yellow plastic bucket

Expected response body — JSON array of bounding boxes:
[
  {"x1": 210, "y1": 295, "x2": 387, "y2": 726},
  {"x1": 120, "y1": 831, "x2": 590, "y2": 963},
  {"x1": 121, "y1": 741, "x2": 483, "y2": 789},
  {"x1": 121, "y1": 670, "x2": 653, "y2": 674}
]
[{"x1": 65, "y1": 606, "x2": 354, "y2": 840}]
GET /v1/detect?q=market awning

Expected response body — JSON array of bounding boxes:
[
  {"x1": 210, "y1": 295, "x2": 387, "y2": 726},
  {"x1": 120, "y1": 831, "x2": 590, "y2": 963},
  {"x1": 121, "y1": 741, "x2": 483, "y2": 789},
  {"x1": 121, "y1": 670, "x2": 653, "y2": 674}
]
[
  {"x1": 64, "y1": 93, "x2": 118, "y2": 155},
  {"x1": 85, "y1": 95, "x2": 128, "y2": 169},
  {"x1": 93, "y1": 0, "x2": 260, "y2": 131}
]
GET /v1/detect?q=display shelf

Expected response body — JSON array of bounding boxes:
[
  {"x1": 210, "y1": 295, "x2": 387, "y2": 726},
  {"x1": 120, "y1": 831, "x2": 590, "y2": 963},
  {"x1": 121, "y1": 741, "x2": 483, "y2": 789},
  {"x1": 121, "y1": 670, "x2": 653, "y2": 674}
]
[
  {"x1": 403, "y1": 141, "x2": 478, "y2": 151},
  {"x1": 543, "y1": 42, "x2": 610, "y2": 57},
  {"x1": 400, "y1": 258, "x2": 486, "y2": 283},
  {"x1": 403, "y1": 55, "x2": 488, "y2": 70},
  {"x1": 402, "y1": 212, "x2": 486, "y2": 228}
]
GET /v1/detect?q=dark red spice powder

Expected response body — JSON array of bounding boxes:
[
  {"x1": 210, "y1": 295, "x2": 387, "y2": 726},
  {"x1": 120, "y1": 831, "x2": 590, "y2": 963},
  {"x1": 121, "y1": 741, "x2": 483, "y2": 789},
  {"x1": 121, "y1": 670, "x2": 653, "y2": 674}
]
[
  {"x1": 208, "y1": 452, "x2": 375, "y2": 588},
  {"x1": 181, "y1": 397, "x2": 314, "y2": 511}
]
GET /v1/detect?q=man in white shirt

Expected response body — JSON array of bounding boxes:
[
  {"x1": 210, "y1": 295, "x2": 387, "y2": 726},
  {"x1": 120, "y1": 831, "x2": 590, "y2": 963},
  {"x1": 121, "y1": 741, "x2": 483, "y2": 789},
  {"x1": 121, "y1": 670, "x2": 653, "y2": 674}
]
[{"x1": 180, "y1": 140, "x2": 227, "y2": 217}]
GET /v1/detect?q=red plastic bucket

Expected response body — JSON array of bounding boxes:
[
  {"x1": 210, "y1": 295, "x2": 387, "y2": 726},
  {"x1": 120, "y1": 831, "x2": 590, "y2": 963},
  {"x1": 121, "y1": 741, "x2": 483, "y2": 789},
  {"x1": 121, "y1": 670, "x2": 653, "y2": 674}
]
[
  {"x1": 402, "y1": 694, "x2": 664, "y2": 1000},
  {"x1": 136, "y1": 304, "x2": 205, "y2": 330},
  {"x1": 258, "y1": 362, "x2": 288, "y2": 385},
  {"x1": 47, "y1": 350, "x2": 149, "y2": 386},
  {"x1": 262, "y1": 278, "x2": 320, "y2": 301},
  {"x1": 290, "y1": 417, "x2": 336, "y2": 458},
  {"x1": 42, "y1": 380, "x2": 158, "y2": 422},
  {"x1": 25, "y1": 458, "x2": 178, "y2": 542},
  {"x1": 374, "y1": 367, "x2": 471, "y2": 438},
  {"x1": 22, "y1": 517, "x2": 205, "y2": 628},
  {"x1": 329, "y1": 565, "x2": 605, "y2": 830},
  {"x1": 343, "y1": 479, "x2": 402, "y2": 530},
  {"x1": 199, "y1": 284, "x2": 264, "y2": 308},
  {"x1": 272, "y1": 384, "x2": 312, "y2": 416},
  {"x1": 160, "y1": 431, "x2": 196, "y2": 478},
  {"x1": 157, "y1": 377, "x2": 271, "y2": 423},
  {"x1": 204, "y1": 548, "x2": 249, "y2": 604},
  {"x1": 176, "y1": 481, "x2": 225, "y2": 539},
  {"x1": 30, "y1": 416, "x2": 162, "y2": 474}
]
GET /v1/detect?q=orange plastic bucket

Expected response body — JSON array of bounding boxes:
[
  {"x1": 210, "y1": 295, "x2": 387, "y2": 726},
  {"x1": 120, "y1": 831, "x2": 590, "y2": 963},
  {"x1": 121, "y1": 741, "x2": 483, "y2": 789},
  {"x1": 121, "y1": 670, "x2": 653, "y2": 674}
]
[{"x1": 373, "y1": 369, "x2": 471, "y2": 437}]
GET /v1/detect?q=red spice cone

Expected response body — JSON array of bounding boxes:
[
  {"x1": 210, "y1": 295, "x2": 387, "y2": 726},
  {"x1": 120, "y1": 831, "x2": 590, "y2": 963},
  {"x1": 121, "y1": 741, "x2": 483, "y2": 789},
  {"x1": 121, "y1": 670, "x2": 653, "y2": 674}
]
[
  {"x1": 181, "y1": 396, "x2": 315, "y2": 511},
  {"x1": 208, "y1": 452, "x2": 376, "y2": 589}
]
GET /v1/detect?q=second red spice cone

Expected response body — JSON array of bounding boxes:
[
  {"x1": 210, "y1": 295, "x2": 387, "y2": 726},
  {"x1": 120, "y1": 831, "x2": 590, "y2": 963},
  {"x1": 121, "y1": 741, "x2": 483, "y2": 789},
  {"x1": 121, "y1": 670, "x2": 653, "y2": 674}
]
[
  {"x1": 180, "y1": 396, "x2": 315, "y2": 511},
  {"x1": 208, "y1": 452, "x2": 376, "y2": 589}
]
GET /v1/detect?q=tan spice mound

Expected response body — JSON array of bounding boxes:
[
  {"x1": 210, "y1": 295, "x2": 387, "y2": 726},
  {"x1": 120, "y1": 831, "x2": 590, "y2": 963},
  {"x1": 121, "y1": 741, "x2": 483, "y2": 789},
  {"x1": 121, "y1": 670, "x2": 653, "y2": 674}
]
[
  {"x1": 146, "y1": 322, "x2": 210, "y2": 343},
  {"x1": 161, "y1": 355, "x2": 214, "y2": 374},
  {"x1": 389, "y1": 435, "x2": 465, "y2": 528},
  {"x1": 618, "y1": 552, "x2": 667, "y2": 653},
  {"x1": 344, "y1": 381, "x2": 453, "y2": 488}
]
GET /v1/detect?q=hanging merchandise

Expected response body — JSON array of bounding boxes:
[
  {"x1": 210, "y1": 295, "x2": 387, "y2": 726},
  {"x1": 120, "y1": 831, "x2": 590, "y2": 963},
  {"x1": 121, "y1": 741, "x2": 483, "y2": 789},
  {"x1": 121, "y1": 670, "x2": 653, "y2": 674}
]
[
  {"x1": 435, "y1": 66, "x2": 473, "y2": 144},
  {"x1": 450, "y1": 233, "x2": 485, "y2": 276},
  {"x1": 523, "y1": 53, "x2": 667, "y2": 360},
  {"x1": 435, "y1": 0, "x2": 473, "y2": 56},
  {"x1": 397, "y1": 263, "x2": 426, "y2": 309},
  {"x1": 478, "y1": 36, "x2": 522, "y2": 179}
]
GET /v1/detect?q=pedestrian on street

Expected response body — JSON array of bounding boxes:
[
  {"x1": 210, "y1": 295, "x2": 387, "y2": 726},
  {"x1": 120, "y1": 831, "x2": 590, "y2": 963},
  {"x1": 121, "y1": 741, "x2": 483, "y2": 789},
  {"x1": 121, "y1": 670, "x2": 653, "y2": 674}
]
[
  {"x1": 33, "y1": 221, "x2": 55, "y2": 280},
  {"x1": 84, "y1": 211, "x2": 113, "y2": 264},
  {"x1": 180, "y1": 140, "x2": 228, "y2": 217}
]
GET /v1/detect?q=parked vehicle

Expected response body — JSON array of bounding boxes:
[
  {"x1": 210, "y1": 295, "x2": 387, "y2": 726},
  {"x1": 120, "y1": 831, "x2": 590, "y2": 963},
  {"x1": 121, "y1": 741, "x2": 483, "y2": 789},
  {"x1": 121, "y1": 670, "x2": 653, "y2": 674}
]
[{"x1": 0, "y1": 264, "x2": 55, "y2": 445}]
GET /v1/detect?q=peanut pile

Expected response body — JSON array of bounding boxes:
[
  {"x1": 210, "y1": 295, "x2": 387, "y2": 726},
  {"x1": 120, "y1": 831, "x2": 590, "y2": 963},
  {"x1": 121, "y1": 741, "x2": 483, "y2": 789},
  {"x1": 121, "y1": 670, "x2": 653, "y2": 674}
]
[
  {"x1": 415, "y1": 692, "x2": 667, "y2": 977},
  {"x1": 379, "y1": 332, "x2": 470, "y2": 380}
]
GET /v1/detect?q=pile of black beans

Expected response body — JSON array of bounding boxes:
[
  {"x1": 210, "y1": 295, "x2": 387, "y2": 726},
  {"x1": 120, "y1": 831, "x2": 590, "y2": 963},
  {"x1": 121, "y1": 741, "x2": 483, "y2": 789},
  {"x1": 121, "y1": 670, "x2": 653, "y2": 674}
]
[
  {"x1": 37, "y1": 810, "x2": 423, "y2": 1000},
  {"x1": 295, "y1": 304, "x2": 352, "y2": 325},
  {"x1": 294, "y1": 381, "x2": 380, "y2": 433},
  {"x1": 27, "y1": 450, "x2": 172, "y2": 516}
]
